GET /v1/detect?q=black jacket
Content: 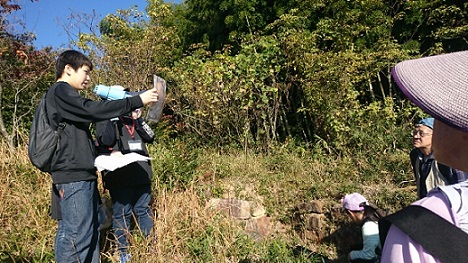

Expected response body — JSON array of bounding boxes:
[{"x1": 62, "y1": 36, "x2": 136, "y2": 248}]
[
  {"x1": 46, "y1": 81, "x2": 144, "y2": 184},
  {"x1": 96, "y1": 115, "x2": 154, "y2": 189}
]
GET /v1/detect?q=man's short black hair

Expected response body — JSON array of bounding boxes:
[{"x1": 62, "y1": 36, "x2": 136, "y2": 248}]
[{"x1": 55, "y1": 50, "x2": 93, "y2": 80}]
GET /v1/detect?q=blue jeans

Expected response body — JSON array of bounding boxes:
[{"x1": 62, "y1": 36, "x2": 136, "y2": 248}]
[
  {"x1": 109, "y1": 184, "x2": 153, "y2": 254},
  {"x1": 54, "y1": 180, "x2": 100, "y2": 263}
]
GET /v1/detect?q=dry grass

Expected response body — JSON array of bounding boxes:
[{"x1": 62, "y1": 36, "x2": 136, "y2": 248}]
[
  {"x1": 101, "y1": 186, "x2": 251, "y2": 262},
  {"x1": 0, "y1": 141, "x2": 416, "y2": 262},
  {"x1": 0, "y1": 143, "x2": 55, "y2": 262}
]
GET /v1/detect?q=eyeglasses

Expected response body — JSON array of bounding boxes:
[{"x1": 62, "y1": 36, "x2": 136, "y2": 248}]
[{"x1": 413, "y1": 130, "x2": 432, "y2": 137}]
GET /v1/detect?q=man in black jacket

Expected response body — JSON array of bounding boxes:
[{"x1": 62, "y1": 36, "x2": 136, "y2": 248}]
[{"x1": 47, "y1": 50, "x2": 159, "y2": 263}]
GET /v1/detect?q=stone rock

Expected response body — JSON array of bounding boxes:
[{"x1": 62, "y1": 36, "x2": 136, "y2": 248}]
[
  {"x1": 305, "y1": 213, "x2": 326, "y2": 231},
  {"x1": 292, "y1": 200, "x2": 329, "y2": 242},
  {"x1": 245, "y1": 215, "x2": 271, "y2": 240},
  {"x1": 251, "y1": 202, "x2": 266, "y2": 217},
  {"x1": 295, "y1": 200, "x2": 323, "y2": 214},
  {"x1": 208, "y1": 198, "x2": 251, "y2": 219}
]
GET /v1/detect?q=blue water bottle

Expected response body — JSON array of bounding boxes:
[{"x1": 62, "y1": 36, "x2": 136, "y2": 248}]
[{"x1": 94, "y1": 85, "x2": 129, "y2": 100}]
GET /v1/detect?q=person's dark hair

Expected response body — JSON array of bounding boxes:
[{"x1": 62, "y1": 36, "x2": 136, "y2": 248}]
[
  {"x1": 55, "y1": 50, "x2": 93, "y2": 80},
  {"x1": 360, "y1": 202, "x2": 387, "y2": 222}
]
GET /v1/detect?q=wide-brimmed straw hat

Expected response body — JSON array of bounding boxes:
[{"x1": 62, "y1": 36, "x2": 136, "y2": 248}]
[{"x1": 392, "y1": 51, "x2": 468, "y2": 133}]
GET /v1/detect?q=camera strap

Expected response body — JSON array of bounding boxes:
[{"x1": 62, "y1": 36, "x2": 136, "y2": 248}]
[{"x1": 113, "y1": 120, "x2": 124, "y2": 151}]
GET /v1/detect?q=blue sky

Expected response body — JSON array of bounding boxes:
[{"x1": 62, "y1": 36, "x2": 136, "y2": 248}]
[{"x1": 10, "y1": 0, "x2": 180, "y2": 49}]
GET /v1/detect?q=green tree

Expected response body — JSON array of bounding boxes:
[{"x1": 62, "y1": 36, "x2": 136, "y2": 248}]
[
  {"x1": 0, "y1": 0, "x2": 55, "y2": 150},
  {"x1": 181, "y1": 0, "x2": 316, "y2": 52},
  {"x1": 393, "y1": 0, "x2": 468, "y2": 54},
  {"x1": 73, "y1": 0, "x2": 468, "y2": 153},
  {"x1": 78, "y1": 3, "x2": 180, "y2": 91}
]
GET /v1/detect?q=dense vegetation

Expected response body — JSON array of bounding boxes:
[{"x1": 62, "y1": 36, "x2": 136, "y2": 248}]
[{"x1": 1, "y1": 0, "x2": 467, "y2": 261}]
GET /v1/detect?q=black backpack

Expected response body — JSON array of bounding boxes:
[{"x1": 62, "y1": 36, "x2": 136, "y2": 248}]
[{"x1": 28, "y1": 90, "x2": 65, "y2": 173}]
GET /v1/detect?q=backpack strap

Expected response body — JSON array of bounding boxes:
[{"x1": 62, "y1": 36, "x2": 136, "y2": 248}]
[
  {"x1": 44, "y1": 87, "x2": 66, "y2": 132},
  {"x1": 379, "y1": 205, "x2": 468, "y2": 263},
  {"x1": 436, "y1": 161, "x2": 457, "y2": 184}
]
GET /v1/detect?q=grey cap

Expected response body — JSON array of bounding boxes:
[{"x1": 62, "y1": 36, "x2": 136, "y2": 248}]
[{"x1": 392, "y1": 51, "x2": 468, "y2": 132}]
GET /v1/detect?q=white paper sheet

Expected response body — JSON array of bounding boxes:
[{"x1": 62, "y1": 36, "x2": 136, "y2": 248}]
[{"x1": 94, "y1": 152, "x2": 152, "y2": 171}]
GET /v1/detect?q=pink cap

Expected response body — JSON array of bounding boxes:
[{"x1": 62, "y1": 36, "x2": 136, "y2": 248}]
[{"x1": 342, "y1": 193, "x2": 368, "y2": 211}]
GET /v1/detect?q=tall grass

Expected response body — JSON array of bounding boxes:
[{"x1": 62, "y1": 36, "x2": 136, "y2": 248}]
[
  {"x1": 0, "y1": 142, "x2": 55, "y2": 262},
  {"x1": 0, "y1": 138, "x2": 416, "y2": 262}
]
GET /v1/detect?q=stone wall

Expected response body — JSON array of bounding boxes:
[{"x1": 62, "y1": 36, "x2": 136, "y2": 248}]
[
  {"x1": 207, "y1": 198, "x2": 271, "y2": 240},
  {"x1": 207, "y1": 196, "x2": 362, "y2": 257}
]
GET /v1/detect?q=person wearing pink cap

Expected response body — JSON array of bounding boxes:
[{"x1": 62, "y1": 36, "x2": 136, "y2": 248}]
[
  {"x1": 379, "y1": 51, "x2": 468, "y2": 263},
  {"x1": 342, "y1": 193, "x2": 383, "y2": 263}
]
